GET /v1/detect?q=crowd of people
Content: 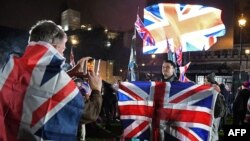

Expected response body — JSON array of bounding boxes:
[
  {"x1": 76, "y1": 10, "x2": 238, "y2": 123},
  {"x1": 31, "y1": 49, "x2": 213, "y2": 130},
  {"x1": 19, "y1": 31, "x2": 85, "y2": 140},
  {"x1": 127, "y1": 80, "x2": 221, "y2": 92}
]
[{"x1": 1, "y1": 19, "x2": 250, "y2": 141}]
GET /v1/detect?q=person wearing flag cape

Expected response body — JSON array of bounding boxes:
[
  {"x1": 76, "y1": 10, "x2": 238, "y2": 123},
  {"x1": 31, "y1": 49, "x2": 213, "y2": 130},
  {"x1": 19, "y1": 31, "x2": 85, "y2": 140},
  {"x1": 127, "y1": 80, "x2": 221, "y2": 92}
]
[{"x1": 0, "y1": 20, "x2": 102, "y2": 141}]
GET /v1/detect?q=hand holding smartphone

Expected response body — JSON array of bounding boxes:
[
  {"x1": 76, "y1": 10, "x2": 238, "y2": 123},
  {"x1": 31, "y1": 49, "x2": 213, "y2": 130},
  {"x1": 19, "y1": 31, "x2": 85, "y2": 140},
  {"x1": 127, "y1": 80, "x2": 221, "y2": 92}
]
[{"x1": 83, "y1": 58, "x2": 100, "y2": 75}]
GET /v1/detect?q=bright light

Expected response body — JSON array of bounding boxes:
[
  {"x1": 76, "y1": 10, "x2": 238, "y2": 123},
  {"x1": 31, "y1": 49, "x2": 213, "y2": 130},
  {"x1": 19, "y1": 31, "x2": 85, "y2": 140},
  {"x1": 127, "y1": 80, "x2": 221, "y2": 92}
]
[
  {"x1": 120, "y1": 69, "x2": 123, "y2": 72},
  {"x1": 238, "y1": 14, "x2": 247, "y2": 28},
  {"x1": 142, "y1": 63, "x2": 145, "y2": 66},
  {"x1": 87, "y1": 26, "x2": 92, "y2": 31},
  {"x1": 81, "y1": 24, "x2": 93, "y2": 31},
  {"x1": 105, "y1": 41, "x2": 111, "y2": 47},
  {"x1": 71, "y1": 39, "x2": 78, "y2": 45},
  {"x1": 69, "y1": 35, "x2": 79, "y2": 46},
  {"x1": 245, "y1": 49, "x2": 250, "y2": 55},
  {"x1": 104, "y1": 29, "x2": 108, "y2": 33},
  {"x1": 151, "y1": 54, "x2": 156, "y2": 59},
  {"x1": 63, "y1": 25, "x2": 69, "y2": 31},
  {"x1": 81, "y1": 25, "x2": 86, "y2": 29}
]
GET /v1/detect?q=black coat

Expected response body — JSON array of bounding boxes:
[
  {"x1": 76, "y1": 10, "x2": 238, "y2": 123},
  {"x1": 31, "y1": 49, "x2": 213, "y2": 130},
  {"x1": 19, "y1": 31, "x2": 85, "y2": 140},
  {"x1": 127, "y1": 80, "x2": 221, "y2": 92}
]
[{"x1": 233, "y1": 88, "x2": 250, "y2": 124}]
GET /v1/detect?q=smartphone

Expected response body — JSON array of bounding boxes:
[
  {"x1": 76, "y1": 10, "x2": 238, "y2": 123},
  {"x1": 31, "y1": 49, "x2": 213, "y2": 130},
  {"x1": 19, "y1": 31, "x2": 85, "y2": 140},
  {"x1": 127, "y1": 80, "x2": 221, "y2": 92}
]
[
  {"x1": 87, "y1": 58, "x2": 95, "y2": 72},
  {"x1": 83, "y1": 58, "x2": 100, "y2": 75}
]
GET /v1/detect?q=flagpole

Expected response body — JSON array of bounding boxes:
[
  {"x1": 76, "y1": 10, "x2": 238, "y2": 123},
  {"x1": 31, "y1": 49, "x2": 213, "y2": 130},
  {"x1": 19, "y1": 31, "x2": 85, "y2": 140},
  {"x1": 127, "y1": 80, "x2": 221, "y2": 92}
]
[
  {"x1": 127, "y1": 28, "x2": 137, "y2": 81},
  {"x1": 70, "y1": 46, "x2": 76, "y2": 67},
  {"x1": 127, "y1": 7, "x2": 140, "y2": 82}
]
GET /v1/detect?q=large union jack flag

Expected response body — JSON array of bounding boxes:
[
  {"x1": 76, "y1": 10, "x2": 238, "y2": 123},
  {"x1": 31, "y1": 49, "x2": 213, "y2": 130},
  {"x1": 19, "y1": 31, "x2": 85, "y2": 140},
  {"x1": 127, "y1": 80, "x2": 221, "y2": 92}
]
[
  {"x1": 0, "y1": 42, "x2": 83, "y2": 141},
  {"x1": 142, "y1": 3, "x2": 226, "y2": 54},
  {"x1": 118, "y1": 81, "x2": 218, "y2": 141}
]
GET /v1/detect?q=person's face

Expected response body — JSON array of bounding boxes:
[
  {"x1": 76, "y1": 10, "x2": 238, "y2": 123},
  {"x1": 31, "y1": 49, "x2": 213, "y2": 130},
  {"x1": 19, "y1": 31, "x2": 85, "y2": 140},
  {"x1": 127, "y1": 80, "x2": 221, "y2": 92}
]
[
  {"x1": 204, "y1": 77, "x2": 210, "y2": 84},
  {"x1": 75, "y1": 81, "x2": 82, "y2": 87},
  {"x1": 54, "y1": 36, "x2": 67, "y2": 56},
  {"x1": 162, "y1": 62, "x2": 175, "y2": 79}
]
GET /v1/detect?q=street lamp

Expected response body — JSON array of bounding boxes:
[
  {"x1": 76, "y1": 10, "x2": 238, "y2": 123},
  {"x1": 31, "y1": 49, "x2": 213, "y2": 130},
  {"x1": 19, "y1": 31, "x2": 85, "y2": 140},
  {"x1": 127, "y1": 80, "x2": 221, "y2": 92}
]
[
  {"x1": 151, "y1": 54, "x2": 156, "y2": 59},
  {"x1": 238, "y1": 13, "x2": 247, "y2": 71},
  {"x1": 245, "y1": 49, "x2": 250, "y2": 69}
]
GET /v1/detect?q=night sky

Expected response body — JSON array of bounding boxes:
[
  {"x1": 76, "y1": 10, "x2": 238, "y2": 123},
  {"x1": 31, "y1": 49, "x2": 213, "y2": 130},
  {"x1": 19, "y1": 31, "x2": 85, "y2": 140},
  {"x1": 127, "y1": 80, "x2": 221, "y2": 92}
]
[{"x1": 0, "y1": 0, "x2": 249, "y2": 72}]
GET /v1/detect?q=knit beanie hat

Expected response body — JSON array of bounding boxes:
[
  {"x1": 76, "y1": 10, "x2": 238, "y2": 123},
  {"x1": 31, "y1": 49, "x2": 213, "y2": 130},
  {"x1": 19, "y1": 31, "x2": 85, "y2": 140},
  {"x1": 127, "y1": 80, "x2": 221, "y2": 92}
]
[
  {"x1": 242, "y1": 81, "x2": 250, "y2": 88},
  {"x1": 206, "y1": 72, "x2": 216, "y2": 84}
]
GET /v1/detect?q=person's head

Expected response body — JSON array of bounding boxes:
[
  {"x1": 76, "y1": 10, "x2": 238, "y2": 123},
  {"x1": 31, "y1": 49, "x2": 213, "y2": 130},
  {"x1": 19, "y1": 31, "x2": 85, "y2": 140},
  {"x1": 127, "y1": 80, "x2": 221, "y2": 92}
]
[
  {"x1": 162, "y1": 59, "x2": 176, "y2": 79},
  {"x1": 73, "y1": 78, "x2": 83, "y2": 88},
  {"x1": 242, "y1": 81, "x2": 250, "y2": 89},
  {"x1": 219, "y1": 83, "x2": 226, "y2": 90},
  {"x1": 29, "y1": 20, "x2": 67, "y2": 56},
  {"x1": 205, "y1": 72, "x2": 217, "y2": 85}
]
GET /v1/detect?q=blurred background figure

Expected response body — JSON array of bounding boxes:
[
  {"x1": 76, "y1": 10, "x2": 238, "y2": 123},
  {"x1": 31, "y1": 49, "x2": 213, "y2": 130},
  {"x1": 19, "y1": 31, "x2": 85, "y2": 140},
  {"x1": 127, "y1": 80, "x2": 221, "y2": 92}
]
[
  {"x1": 205, "y1": 73, "x2": 225, "y2": 141},
  {"x1": 233, "y1": 81, "x2": 250, "y2": 125}
]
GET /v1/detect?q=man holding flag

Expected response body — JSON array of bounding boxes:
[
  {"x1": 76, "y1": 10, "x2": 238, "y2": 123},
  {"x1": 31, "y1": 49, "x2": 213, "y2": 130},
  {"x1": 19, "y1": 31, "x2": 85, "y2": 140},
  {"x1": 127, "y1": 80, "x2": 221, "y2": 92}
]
[
  {"x1": 0, "y1": 20, "x2": 102, "y2": 141},
  {"x1": 161, "y1": 59, "x2": 178, "y2": 82}
]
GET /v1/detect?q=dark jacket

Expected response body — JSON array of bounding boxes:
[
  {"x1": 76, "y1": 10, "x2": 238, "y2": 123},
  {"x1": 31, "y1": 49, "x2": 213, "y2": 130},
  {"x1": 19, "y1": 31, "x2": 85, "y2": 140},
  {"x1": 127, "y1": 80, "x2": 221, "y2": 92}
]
[
  {"x1": 233, "y1": 88, "x2": 250, "y2": 125},
  {"x1": 161, "y1": 74, "x2": 179, "y2": 82},
  {"x1": 81, "y1": 90, "x2": 103, "y2": 124}
]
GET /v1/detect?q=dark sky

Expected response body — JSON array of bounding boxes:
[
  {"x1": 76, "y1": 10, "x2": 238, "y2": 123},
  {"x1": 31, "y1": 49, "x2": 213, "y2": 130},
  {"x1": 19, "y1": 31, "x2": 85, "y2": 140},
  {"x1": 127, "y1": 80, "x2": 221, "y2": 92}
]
[{"x1": 0, "y1": 0, "x2": 250, "y2": 70}]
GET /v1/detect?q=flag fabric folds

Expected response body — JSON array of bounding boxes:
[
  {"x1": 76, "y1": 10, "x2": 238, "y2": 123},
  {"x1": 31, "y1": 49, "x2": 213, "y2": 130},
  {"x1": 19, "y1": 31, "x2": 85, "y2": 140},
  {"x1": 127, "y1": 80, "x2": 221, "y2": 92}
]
[
  {"x1": 175, "y1": 47, "x2": 183, "y2": 66},
  {"x1": 118, "y1": 81, "x2": 217, "y2": 141},
  {"x1": 135, "y1": 14, "x2": 155, "y2": 47},
  {"x1": 179, "y1": 62, "x2": 191, "y2": 82},
  {"x1": 0, "y1": 42, "x2": 83, "y2": 141},
  {"x1": 143, "y1": 3, "x2": 226, "y2": 54}
]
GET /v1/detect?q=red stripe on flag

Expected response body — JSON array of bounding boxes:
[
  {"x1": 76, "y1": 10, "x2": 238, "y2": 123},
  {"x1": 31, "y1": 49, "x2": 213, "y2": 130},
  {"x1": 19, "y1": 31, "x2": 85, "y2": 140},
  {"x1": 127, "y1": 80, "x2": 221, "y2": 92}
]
[
  {"x1": 31, "y1": 80, "x2": 76, "y2": 127},
  {"x1": 174, "y1": 126, "x2": 199, "y2": 141},
  {"x1": 169, "y1": 85, "x2": 211, "y2": 103},
  {"x1": 119, "y1": 83, "x2": 144, "y2": 100},
  {"x1": 0, "y1": 45, "x2": 48, "y2": 140},
  {"x1": 182, "y1": 6, "x2": 191, "y2": 15},
  {"x1": 152, "y1": 82, "x2": 166, "y2": 141},
  {"x1": 159, "y1": 108, "x2": 212, "y2": 126},
  {"x1": 119, "y1": 105, "x2": 153, "y2": 117},
  {"x1": 209, "y1": 37, "x2": 215, "y2": 47},
  {"x1": 126, "y1": 121, "x2": 149, "y2": 138}
]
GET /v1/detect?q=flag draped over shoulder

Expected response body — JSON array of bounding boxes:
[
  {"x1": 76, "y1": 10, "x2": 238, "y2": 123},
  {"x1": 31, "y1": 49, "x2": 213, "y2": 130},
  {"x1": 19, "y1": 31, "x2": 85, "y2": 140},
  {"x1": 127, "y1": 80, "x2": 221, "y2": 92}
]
[
  {"x1": 142, "y1": 3, "x2": 226, "y2": 54},
  {"x1": 179, "y1": 62, "x2": 191, "y2": 82},
  {"x1": 118, "y1": 81, "x2": 218, "y2": 141},
  {"x1": 0, "y1": 42, "x2": 83, "y2": 141}
]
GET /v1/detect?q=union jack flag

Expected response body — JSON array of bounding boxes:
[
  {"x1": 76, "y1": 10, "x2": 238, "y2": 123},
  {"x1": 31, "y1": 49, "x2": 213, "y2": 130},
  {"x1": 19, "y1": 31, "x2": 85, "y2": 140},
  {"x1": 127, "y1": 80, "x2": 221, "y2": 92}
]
[
  {"x1": 143, "y1": 3, "x2": 226, "y2": 54},
  {"x1": 0, "y1": 42, "x2": 83, "y2": 141},
  {"x1": 118, "y1": 81, "x2": 217, "y2": 141},
  {"x1": 179, "y1": 62, "x2": 191, "y2": 82},
  {"x1": 135, "y1": 14, "x2": 155, "y2": 46},
  {"x1": 175, "y1": 47, "x2": 183, "y2": 66}
]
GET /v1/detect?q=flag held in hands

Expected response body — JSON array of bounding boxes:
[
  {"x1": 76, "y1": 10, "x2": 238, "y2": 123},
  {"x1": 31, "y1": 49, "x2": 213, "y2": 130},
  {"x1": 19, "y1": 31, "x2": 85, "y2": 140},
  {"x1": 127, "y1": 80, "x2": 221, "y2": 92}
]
[
  {"x1": 118, "y1": 81, "x2": 218, "y2": 141},
  {"x1": 0, "y1": 42, "x2": 83, "y2": 141}
]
